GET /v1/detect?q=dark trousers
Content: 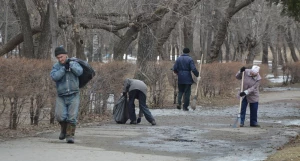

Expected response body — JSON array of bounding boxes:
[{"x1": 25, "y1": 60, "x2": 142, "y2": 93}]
[
  {"x1": 128, "y1": 90, "x2": 154, "y2": 123},
  {"x1": 177, "y1": 84, "x2": 191, "y2": 109},
  {"x1": 241, "y1": 97, "x2": 259, "y2": 126}
]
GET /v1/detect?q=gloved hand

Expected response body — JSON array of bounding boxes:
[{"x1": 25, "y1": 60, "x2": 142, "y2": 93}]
[
  {"x1": 137, "y1": 117, "x2": 141, "y2": 124},
  {"x1": 64, "y1": 62, "x2": 70, "y2": 71},
  {"x1": 239, "y1": 92, "x2": 246, "y2": 97},
  {"x1": 122, "y1": 92, "x2": 127, "y2": 96},
  {"x1": 240, "y1": 66, "x2": 246, "y2": 73},
  {"x1": 197, "y1": 76, "x2": 201, "y2": 81}
]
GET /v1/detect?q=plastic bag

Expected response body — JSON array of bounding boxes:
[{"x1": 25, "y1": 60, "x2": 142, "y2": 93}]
[
  {"x1": 69, "y1": 57, "x2": 95, "y2": 88},
  {"x1": 113, "y1": 95, "x2": 129, "y2": 124}
]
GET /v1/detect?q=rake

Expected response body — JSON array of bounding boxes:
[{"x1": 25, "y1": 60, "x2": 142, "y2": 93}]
[
  {"x1": 191, "y1": 54, "x2": 203, "y2": 111},
  {"x1": 233, "y1": 71, "x2": 244, "y2": 128}
]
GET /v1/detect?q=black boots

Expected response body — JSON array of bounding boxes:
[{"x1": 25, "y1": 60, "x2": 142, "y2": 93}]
[
  {"x1": 59, "y1": 122, "x2": 67, "y2": 140},
  {"x1": 66, "y1": 123, "x2": 76, "y2": 143}
]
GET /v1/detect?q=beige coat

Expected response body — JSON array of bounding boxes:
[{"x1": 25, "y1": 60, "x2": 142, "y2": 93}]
[{"x1": 236, "y1": 69, "x2": 261, "y2": 103}]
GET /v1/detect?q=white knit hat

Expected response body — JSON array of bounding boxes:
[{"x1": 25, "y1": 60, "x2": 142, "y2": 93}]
[{"x1": 251, "y1": 65, "x2": 260, "y2": 74}]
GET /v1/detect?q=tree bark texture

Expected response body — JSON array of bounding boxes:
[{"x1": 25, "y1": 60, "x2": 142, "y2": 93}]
[
  {"x1": 262, "y1": 23, "x2": 269, "y2": 65},
  {"x1": 284, "y1": 23, "x2": 299, "y2": 62},
  {"x1": 153, "y1": 0, "x2": 202, "y2": 61},
  {"x1": 208, "y1": 0, "x2": 255, "y2": 63},
  {"x1": 16, "y1": 0, "x2": 35, "y2": 58},
  {"x1": 113, "y1": 6, "x2": 170, "y2": 60},
  {"x1": 36, "y1": 4, "x2": 51, "y2": 59},
  {"x1": 183, "y1": 15, "x2": 195, "y2": 60},
  {"x1": 0, "y1": 28, "x2": 42, "y2": 57}
]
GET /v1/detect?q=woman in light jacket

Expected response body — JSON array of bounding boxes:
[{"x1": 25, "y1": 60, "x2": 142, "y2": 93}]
[{"x1": 236, "y1": 65, "x2": 261, "y2": 127}]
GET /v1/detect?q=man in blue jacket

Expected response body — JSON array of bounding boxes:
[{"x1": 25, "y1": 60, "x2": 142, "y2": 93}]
[
  {"x1": 173, "y1": 48, "x2": 199, "y2": 111},
  {"x1": 50, "y1": 46, "x2": 83, "y2": 143}
]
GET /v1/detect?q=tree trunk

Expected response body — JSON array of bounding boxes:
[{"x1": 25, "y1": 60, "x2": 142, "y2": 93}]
[
  {"x1": 30, "y1": 97, "x2": 34, "y2": 125},
  {"x1": 208, "y1": 0, "x2": 254, "y2": 63},
  {"x1": 283, "y1": 42, "x2": 288, "y2": 64},
  {"x1": 137, "y1": 25, "x2": 157, "y2": 67},
  {"x1": 285, "y1": 23, "x2": 299, "y2": 62},
  {"x1": 68, "y1": 0, "x2": 86, "y2": 60},
  {"x1": 224, "y1": 38, "x2": 230, "y2": 62},
  {"x1": 49, "y1": 0, "x2": 58, "y2": 62},
  {"x1": 113, "y1": 27, "x2": 139, "y2": 60},
  {"x1": 156, "y1": 0, "x2": 202, "y2": 60},
  {"x1": 16, "y1": 0, "x2": 34, "y2": 58},
  {"x1": 36, "y1": 4, "x2": 51, "y2": 59},
  {"x1": 0, "y1": 27, "x2": 41, "y2": 57},
  {"x1": 270, "y1": 43, "x2": 278, "y2": 77},
  {"x1": 262, "y1": 23, "x2": 269, "y2": 65},
  {"x1": 277, "y1": 26, "x2": 284, "y2": 65},
  {"x1": 9, "y1": 96, "x2": 18, "y2": 130},
  {"x1": 183, "y1": 15, "x2": 195, "y2": 60},
  {"x1": 33, "y1": 94, "x2": 44, "y2": 125}
]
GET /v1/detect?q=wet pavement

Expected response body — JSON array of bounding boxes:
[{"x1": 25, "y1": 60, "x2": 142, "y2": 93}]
[{"x1": 0, "y1": 90, "x2": 299, "y2": 161}]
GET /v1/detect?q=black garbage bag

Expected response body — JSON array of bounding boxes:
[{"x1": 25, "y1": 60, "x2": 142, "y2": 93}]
[
  {"x1": 113, "y1": 95, "x2": 129, "y2": 124},
  {"x1": 69, "y1": 57, "x2": 95, "y2": 88}
]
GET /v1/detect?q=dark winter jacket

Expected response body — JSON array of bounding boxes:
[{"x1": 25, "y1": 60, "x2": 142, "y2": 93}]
[
  {"x1": 50, "y1": 60, "x2": 83, "y2": 96},
  {"x1": 172, "y1": 53, "x2": 199, "y2": 84}
]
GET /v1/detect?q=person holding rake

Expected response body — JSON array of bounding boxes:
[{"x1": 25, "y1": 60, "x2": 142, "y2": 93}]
[{"x1": 236, "y1": 65, "x2": 261, "y2": 127}]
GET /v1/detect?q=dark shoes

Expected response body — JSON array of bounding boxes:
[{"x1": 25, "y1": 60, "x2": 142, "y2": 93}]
[
  {"x1": 183, "y1": 108, "x2": 189, "y2": 111},
  {"x1": 240, "y1": 124, "x2": 244, "y2": 127},
  {"x1": 250, "y1": 124, "x2": 260, "y2": 127},
  {"x1": 177, "y1": 104, "x2": 189, "y2": 111},
  {"x1": 66, "y1": 136, "x2": 74, "y2": 143},
  {"x1": 59, "y1": 122, "x2": 67, "y2": 140},
  {"x1": 151, "y1": 120, "x2": 156, "y2": 126},
  {"x1": 59, "y1": 132, "x2": 66, "y2": 140},
  {"x1": 137, "y1": 117, "x2": 141, "y2": 124},
  {"x1": 130, "y1": 120, "x2": 137, "y2": 125}
]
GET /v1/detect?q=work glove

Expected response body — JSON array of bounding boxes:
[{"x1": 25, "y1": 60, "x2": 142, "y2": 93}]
[
  {"x1": 122, "y1": 92, "x2": 127, "y2": 96},
  {"x1": 239, "y1": 92, "x2": 246, "y2": 97},
  {"x1": 137, "y1": 117, "x2": 141, "y2": 124},
  {"x1": 197, "y1": 76, "x2": 201, "y2": 81},
  {"x1": 64, "y1": 59, "x2": 70, "y2": 71},
  {"x1": 64, "y1": 63, "x2": 70, "y2": 71},
  {"x1": 240, "y1": 66, "x2": 246, "y2": 73}
]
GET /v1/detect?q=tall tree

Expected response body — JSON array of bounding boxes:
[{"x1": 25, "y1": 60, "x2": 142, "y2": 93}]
[
  {"x1": 208, "y1": 0, "x2": 255, "y2": 63},
  {"x1": 16, "y1": 0, "x2": 34, "y2": 58}
]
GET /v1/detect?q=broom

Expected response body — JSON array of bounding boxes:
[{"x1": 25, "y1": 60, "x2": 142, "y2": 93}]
[
  {"x1": 191, "y1": 54, "x2": 203, "y2": 111},
  {"x1": 233, "y1": 71, "x2": 245, "y2": 128}
]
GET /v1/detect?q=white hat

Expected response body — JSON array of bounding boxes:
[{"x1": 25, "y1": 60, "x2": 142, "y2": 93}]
[{"x1": 251, "y1": 65, "x2": 260, "y2": 74}]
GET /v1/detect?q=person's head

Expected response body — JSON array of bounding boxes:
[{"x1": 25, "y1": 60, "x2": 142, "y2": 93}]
[
  {"x1": 183, "y1": 48, "x2": 190, "y2": 54},
  {"x1": 250, "y1": 65, "x2": 260, "y2": 76},
  {"x1": 55, "y1": 46, "x2": 68, "y2": 64}
]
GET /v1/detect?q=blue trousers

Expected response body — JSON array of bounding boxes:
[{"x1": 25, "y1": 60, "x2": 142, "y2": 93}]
[
  {"x1": 55, "y1": 92, "x2": 80, "y2": 125},
  {"x1": 240, "y1": 97, "x2": 259, "y2": 126},
  {"x1": 177, "y1": 84, "x2": 191, "y2": 109},
  {"x1": 128, "y1": 90, "x2": 155, "y2": 123}
]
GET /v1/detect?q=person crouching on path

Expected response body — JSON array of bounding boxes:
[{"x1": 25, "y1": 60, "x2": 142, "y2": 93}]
[
  {"x1": 50, "y1": 46, "x2": 83, "y2": 143},
  {"x1": 123, "y1": 78, "x2": 156, "y2": 125},
  {"x1": 236, "y1": 65, "x2": 261, "y2": 127},
  {"x1": 172, "y1": 48, "x2": 200, "y2": 111}
]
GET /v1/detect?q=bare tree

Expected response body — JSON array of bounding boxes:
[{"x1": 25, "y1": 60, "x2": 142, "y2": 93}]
[
  {"x1": 16, "y1": 0, "x2": 34, "y2": 58},
  {"x1": 208, "y1": 0, "x2": 255, "y2": 63}
]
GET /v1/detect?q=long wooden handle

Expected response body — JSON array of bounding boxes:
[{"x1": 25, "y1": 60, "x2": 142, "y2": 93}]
[
  {"x1": 238, "y1": 72, "x2": 245, "y2": 114},
  {"x1": 194, "y1": 54, "x2": 204, "y2": 95}
]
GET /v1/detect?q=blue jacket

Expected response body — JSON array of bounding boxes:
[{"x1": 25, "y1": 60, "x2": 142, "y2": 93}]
[
  {"x1": 50, "y1": 60, "x2": 83, "y2": 96},
  {"x1": 173, "y1": 53, "x2": 199, "y2": 84}
]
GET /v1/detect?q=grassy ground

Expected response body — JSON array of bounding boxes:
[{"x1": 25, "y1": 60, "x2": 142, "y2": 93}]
[{"x1": 265, "y1": 134, "x2": 300, "y2": 161}]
